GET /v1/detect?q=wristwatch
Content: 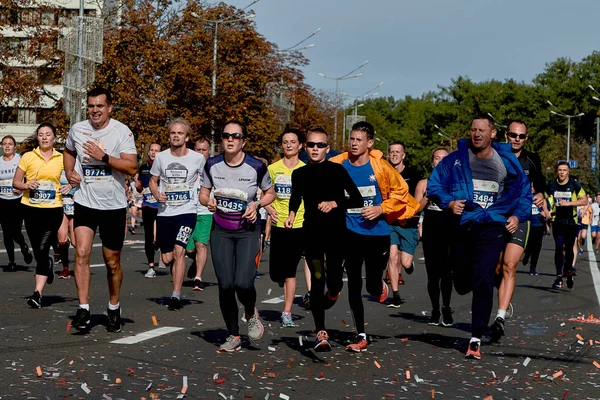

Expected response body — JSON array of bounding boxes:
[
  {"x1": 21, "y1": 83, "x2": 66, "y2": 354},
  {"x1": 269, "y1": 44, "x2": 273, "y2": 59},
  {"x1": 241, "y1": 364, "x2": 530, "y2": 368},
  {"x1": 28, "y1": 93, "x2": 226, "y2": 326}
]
[{"x1": 102, "y1": 153, "x2": 109, "y2": 164}]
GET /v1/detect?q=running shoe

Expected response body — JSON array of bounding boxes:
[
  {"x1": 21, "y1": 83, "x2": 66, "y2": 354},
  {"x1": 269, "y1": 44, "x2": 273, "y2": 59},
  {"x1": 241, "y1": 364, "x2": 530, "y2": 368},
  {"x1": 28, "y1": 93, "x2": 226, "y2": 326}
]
[
  {"x1": 490, "y1": 317, "x2": 505, "y2": 342},
  {"x1": 106, "y1": 307, "x2": 122, "y2": 333},
  {"x1": 313, "y1": 330, "x2": 331, "y2": 352},
  {"x1": 187, "y1": 260, "x2": 197, "y2": 279},
  {"x1": 441, "y1": 306, "x2": 454, "y2": 327},
  {"x1": 128, "y1": 226, "x2": 135, "y2": 235},
  {"x1": 404, "y1": 262, "x2": 415, "y2": 275},
  {"x1": 168, "y1": 297, "x2": 181, "y2": 311},
  {"x1": 281, "y1": 312, "x2": 295, "y2": 327},
  {"x1": 578, "y1": 248, "x2": 584, "y2": 256},
  {"x1": 387, "y1": 295, "x2": 402, "y2": 309},
  {"x1": 5, "y1": 262, "x2": 17, "y2": 272},
  {"x1": 378, "y1": 282, "x2": 389, "y2": 304},
  {"x1": 428, "y1": 309, "x2": 441, "y2": 326},
  {"x1": 27, "y1": 290, "x2": 42, "y2": 309},
  {"x1": 566, "y1": 274, "x2": 574, "y2": 289},
  {"x1": 254, "y1": 270, "x2": 260, "y2": 279},
  {"x1": 218, "y1": 335, "x2": 242, "y2": 353},
  {"x1": 572, "y1": 268, "x2": 578, "y2": 276},
  {"x1": 465, "y1": 341, "x2": 481, "y2": 360},
  {"x1": 21, "y1": 244, "x2": 33, "y2": 265},
  {"x1": 73, "y1": 308, "x2": 91, "y2": 331},
  {"x1": 53, "y1": 253, "x2": 61, "y2": 264},
  {"x1": 247, "y1": 308, "x2": 264, "y2": 341},
  {"x1": 323, "y1": 290, "x2": 340, "y2": 310},
  {"x1": 46, "y1": 257, "x2": 54, "y2": 285},
  {"x1": 529, "y1": 269, "x2": 538, "y2": 276},
  {"x1": 262, "y1": 239, "x2": 270, "y2": 253},
  {"x1": 346, "y1": 335, "x2": 368, "y2": 352},
  {"x1": 398, "y1": 273, "x2": 405, "y2": 285},
  {"x1": 58, "y1": 267, "x2": 71, "y2": 279},
  {"x1": 157, "y1": 260, "x2": 167, "y2": 269},
  {"x1": 506, "y1": 302, "x2": 514, "y2": 319},
  {"x1": 552, "y1": 278, "x2": 564, "y2": 289},
  {"x1": 193, "y1": 278, "x2": 204, "y2": 291},
  {"x1": 144, "y1": 267, "x2": 156, "y2": 278},
  {"x1": 302, "y1": 292, "x2": 311, "y2": 309}
]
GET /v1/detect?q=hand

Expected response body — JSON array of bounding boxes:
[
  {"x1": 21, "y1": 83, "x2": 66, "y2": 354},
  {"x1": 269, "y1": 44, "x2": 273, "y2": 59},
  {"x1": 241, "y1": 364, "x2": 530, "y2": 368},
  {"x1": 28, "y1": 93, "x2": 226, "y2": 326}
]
[
  {"x1": 449, "y1": 199, "x2": 466, "y2": 215},
  {"x1": 542, "y1": 210, "x2": 551, "y2": 219},
  {"x1": 361, "y1": 205, "x2": 383, "y2": 221},
  {"x1": 207, "y1": 198, "x2": 217, "y2": 212},
  {"x1": 27, "y1": 179, "x2": 40, "y2": 190},
  {"x1": 284, "y1": 214, "x2": 295, "y2": 229},
  {"x1": 505, "y1": 216, "x2": 519, "y2": 233},
  {"x1": 533, "y1": 193, "x2": 545, "y2": 208},
  {"x1": 66, "y1": 170, "x2": 81, "y2": 186},
  {"x1": 59, "y1": 184, "x2": 72, "y2": 195},
  {"x1": 242, "y1": 202, "x2": 259, "y2": 223},
  {"x1": 558, "y1": 199, "x2": 570, "y2": 206},
  {"x1": 267, "y1": 207, "x2": 279, "y2": 222},
  {"x1": 157, "y1": 192, "x2": 167, "y2": 203},
  {"x1": 318, "y1": 201, "x2": 337, "y2": 214},
  {"x1": 12, "y1": 188, "x2": 21, "y2": 195},
  {"x1": 83, "y1": 141, "x2": 106, "y2": 161}
]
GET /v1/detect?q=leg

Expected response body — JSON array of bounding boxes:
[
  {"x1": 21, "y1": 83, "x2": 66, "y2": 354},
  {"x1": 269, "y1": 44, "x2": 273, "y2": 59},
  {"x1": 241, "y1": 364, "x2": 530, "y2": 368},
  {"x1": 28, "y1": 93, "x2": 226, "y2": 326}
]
[
  {"x1": 57, "y1": 214, "x2": 70, "y2": 268},
  {"x1": 233, "y1": 227, "x2": 261, "y2": 316},
  {"x1": 171, "y1": 245, "x2": 187, "y2": 293},
  {"x1": 210, "y1": 226, "x2": 239, "y2": 336},
  {"x1": 563, "y1": 225, "x2": 578, "y2": 276},
  {"x1": 304, "y1": 259, "x2": 311, "y2": 291},
  {"x1": 194, "y1": 242, "x2": 208, "y2": 279},
  {"x1": 344, "y1": 233, "x2": 365, "y2": 334},
  {"x1": 73, "y1": 226, "x2": 94, "y2": 304},
  {"x1": 387, "y1": 245, "x2": 400, "y2": 292},
  {"x1": 552, "y1": 223, "x2": 566, "y2": 276},
  {"x1": 102, "y1": 247, "x2": 123, "y2": 306},
  {"x1": 528, "y1": 226, "x2": 544, "y2": 270},
  {"x1": 142, "y1": 207, "x2": 158, "y2": 266},
  {"x1": 497, "y1": 243, "x2": 523, "y2": 310}
]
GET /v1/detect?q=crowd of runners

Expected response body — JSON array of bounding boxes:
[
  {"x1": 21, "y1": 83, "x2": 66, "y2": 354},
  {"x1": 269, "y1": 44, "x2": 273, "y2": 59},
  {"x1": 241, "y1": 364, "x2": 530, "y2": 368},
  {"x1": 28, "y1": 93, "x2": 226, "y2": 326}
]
[{"x1": 1, "y1": 87, "x2": 597, "y2": 359}]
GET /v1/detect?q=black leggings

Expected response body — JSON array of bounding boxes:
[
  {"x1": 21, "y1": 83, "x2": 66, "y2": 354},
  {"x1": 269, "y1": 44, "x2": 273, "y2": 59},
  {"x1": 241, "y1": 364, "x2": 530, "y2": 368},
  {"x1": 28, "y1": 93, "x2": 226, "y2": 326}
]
[
  {"x1": 142, "y1": 206, "x2": 158, "y2": 265},
  {"x1": 344, "y1": 231, "x2": 389, "y2": 334},
  {"x1": 23, "y1": 206, "x2": 63, "y2": 276},
  {"x1": 211, "y1": 223, "x2": 260, "y2": 336},
  {"x1": 524, "y1": 225, "x2": 545, "y2": 270},
  {"x1": 422, "y1": 212, "x2": 453, "y2": 311},
  {"x1": 552, "y1": 222, "x2": 578, "y2": 276},
  {"x1": 0, "y1": 198, "x2": 28, "y2": 263}
]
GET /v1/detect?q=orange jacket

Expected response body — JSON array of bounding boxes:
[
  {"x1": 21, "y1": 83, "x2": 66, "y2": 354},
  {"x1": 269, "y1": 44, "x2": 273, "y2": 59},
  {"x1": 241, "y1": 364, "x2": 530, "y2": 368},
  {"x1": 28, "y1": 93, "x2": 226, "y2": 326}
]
[{"x1": 330, "y1": 149, "x2": 419, "y2": 224}]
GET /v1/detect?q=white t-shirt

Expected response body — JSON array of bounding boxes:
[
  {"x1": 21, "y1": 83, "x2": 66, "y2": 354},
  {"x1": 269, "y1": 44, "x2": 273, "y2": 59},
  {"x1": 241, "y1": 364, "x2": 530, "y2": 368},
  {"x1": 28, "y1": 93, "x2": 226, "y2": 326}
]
[
  {"x1": 150, "y1": 149, "x2": 205, "y2": 217},
  {"x1": 592, "y1": 202, "x2": 600, "y2": 226},
  {"x1": 0, "y1": 154, "x2": 22, "y2": 200},
  {"x1": 65, "y1": 119, "x2": 137, "y2": 210}
]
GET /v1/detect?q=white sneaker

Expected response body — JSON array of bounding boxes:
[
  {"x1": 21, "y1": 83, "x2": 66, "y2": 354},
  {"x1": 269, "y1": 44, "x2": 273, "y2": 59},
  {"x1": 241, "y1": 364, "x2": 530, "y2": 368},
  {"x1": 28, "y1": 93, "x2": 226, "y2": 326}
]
[
  {"x1": 145, "y1": 268, "x2": 156, "y2": 278},
  {"x1": 157, "y1": 260, "x2": 167, "y2": 269}
]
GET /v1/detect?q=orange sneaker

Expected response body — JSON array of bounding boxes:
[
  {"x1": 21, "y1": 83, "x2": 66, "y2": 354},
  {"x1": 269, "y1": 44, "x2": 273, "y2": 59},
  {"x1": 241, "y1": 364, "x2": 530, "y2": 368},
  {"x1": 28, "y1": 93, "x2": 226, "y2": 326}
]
[
  {"x1": 378, "y1": 281, "x2": 389, "y2": 303},
  {"x1": 465, "y1": 341, "x2": 481, "y2": 360},
  {"x1": 314, "y1": 330, "x2": 331, "y2": 352},
  {"x1": 346, "y1": 335, "x2": 368, "y2": 352}
]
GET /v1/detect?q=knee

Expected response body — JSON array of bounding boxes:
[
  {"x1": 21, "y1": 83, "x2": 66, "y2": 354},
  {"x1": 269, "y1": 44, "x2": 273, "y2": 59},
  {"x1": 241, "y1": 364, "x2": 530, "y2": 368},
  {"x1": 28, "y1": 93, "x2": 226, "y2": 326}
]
[
  {"x1": 105, "y1": 257, "x2": 121, "y2": 274},
  {"x1": 502, "y1": 261, "x2": 517, "y2": 277}
]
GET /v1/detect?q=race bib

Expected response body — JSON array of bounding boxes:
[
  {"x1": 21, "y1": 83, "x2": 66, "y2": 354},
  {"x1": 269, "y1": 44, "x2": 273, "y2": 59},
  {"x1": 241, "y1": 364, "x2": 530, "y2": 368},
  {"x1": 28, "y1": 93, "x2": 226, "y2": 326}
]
[
  {"x1": 274, "y1": 175, "x2": 292, "y2": 200},
  {"x1": 82, "y1": 164, "x2": 113, "y2": 183},
  {"x1": 348, "y1": 185, "x2": 377, "y2": 214},
  {"x1": 472, "y1": 179, "x2": 499, "y2": 209},
  {"x1": 142, "y1": 187, "x2": 157, "y2": 204},
  {"x1": 554, "y1": 191, "x2": 572, "y2": 204},
  {"x1": 63, "y1": 197, "x2": 75, "y2": 215},
  {"x1": 0, "y1": 179, "x2": 14, "y2": 196},
  {"x1": 531, "y1": 203, "x2": 541, "y2": 215},
  {"x1": 30, "y1": 181, "x2": 56, "y2": 205},
  {"x1": 165, "y1": 183, "x2": 190, "y2": 206},
  {"x1": 214, "y1": 188, "x2": 248, "y2": 213}
]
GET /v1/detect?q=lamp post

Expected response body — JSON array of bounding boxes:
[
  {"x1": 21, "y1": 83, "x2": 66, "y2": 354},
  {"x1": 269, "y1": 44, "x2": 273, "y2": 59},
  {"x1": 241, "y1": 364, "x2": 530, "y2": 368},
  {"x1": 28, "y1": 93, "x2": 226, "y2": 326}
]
[
  {"x1": 486, "y1": 112, "x2": 508, "y2": 130},
  {"x1": 434, "y1": 124, "x2": 453, "y2": 150},
  {"x1": 279, "y1": 28, "x2": 320, "y2": 52},
  {"x1": 319, "y1": 60, "x2": 369, "y2": 149},
  {"x1": 547, "y1": 100, "x2": 584, "y2": 162},
  {"x1": 375, "y1": 137, "x2": 389, "y2": 152},
  {"x1": 191, "y1": 3, "x2": 258, "y2": 156},
  {"x1": 340, "y1": 81, "x2": 383, "y2": 146},
  {"x1": 589, "y1": 85, "x2": 600, "y2": 191}
]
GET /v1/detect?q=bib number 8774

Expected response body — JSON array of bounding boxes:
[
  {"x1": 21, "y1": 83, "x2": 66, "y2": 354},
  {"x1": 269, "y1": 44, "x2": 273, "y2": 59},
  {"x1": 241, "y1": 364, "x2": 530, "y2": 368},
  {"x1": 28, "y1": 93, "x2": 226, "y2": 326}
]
[{"x1": 84, "y1": 168, "x2": 107, "y2": 177}]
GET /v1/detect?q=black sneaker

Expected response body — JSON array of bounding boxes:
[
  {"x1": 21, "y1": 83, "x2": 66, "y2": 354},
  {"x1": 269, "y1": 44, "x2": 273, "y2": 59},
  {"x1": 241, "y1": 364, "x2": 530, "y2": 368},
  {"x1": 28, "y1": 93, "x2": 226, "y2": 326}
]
[
  {"x1": 428, "y1": 309, "x2": 441, "y2": 325},
  {"x1": 193, "y1": 278, "x2": 205, "y2": 291},
  {"x1": 566, "y1": 274, "x2": 574, "y2": 289},
  {"x1": 168, "y1": 297, "x2": 181, "y2": 311},
  {"x1": 441, "y1": 306, "x2": 454, "y2": 327},
  {"x1": 529, "y1": 269, "x2": 538, "y2": 276},
  {"x1": 187, "y1": 260, "x2": 197, "y2": 279},
  {"x1": 490, "y1": 317, "x2": 505, "y2": 342},
  {"x1": 5, "y1": 262, "x2": 17, "y2": 272},
  {"x1": 404, "y1": 262, "x2": 415, "y2": 275},
  {"x1": 572, "y1": 268, "x2": 577, "y2": 276},
  {"x1": 302, "y1": 292, "x2": 311, "y2": 310},
  {"x1": 46, "y1": 257, "x2": 54, "y2": 285},
  {"x1": 552, "y1": 278, "x2": 564, "y2": 289},
  {"x1": 27, "y1": 291, "x2": 42, "y2": 309},
  {"x1": 128, "y1": 226, "x2": 135, "y2": 235},
  {"x1": 21, "y1": 244, "x2": 33, "y2": 265},
  {"x1": 387, "y1": 296, "x2": 402, "y2": 309},
  {"x1": 73, "y1": 308, "x2": 91, "y2": 331},
  {"x1": 106, "y1": 307, "x2": 122, "y2": 333}
]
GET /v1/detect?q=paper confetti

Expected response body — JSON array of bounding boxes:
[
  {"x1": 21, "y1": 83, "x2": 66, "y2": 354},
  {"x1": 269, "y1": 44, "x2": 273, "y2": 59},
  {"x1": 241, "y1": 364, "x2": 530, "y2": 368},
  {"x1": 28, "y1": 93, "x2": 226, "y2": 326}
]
[
  {"x1": 66, "y1": 320, "x2": 72, "y2": 332},
  {"x1": 553, "y1": 370, "x2": 563, "y2": 378},
  {"x1": 115, "y1": 378, "x2": 121, "y2": 384},
  {"x1": 431, "y1": 389, "x2": 435, "y2": 398},
  {"x1": 374, "y1": 361, "x2": 381, "y2": 369},
  {"x1": 298, "y1": 336, "x2": 303, "y2": 346},
  {"x1": 593, "y1": 361, "x2": 600, "y2": 369},
  {"x1": 152, "y1": 316, "x2": 158, "y2": 326},
  {"x1": 36, "y1": 366, "x2": 42, "y2": 376},
  {"x1": 405, "y1": 370, "x2": 410, "y2": 380},
  {"x1": 576, "y1": 334, "x2": 584, "y2": 341},
  {"x1": 268, "y1": 346, "x2": 276, "y2": 351},
  {"x1": 81, "y1": 383, "x2": 91, "y2": 394},
  {"x1": 279, "y1": 394, "x2": 290, "y2": 400},
  {"x1": 218, "y1": 393, "x2": 227, "y2": 399},
  {"x1": 523, "y1": 357, "x2": 531, "y2": 367}
]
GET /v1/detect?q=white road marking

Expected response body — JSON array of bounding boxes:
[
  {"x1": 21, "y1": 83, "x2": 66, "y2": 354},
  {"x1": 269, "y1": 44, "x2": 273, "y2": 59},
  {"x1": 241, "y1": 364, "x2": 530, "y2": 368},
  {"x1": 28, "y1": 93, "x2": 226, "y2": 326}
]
[
  {"x1": 261, "y1": 295, "x2": 302, "y2": 304},
  {"x1": 90, "y1": 264, "x2": 105, "y2": 268},
  {"x1": 110, "y1": 326, "x2": 184, "y2": 344},
  {"x1": 586, "y1": 230, "x2": 600, "y2": 305}
]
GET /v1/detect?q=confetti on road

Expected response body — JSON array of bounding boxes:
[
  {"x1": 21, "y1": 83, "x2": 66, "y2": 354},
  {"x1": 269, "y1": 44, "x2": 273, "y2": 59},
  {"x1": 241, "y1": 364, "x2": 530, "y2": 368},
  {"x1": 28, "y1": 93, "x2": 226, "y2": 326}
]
[
  {"x1": 576, "y1": 334, "x2": 584, "y2": 341},
  {"x1": 594, "y1": 361, "x2": 600, "y2": 369},
  {"x1": 553, "y1": 370, "x2": 563, "y2": 378},
  {"x1": 66, "y1": 320, "x2": 72, "y2": 332},
  {"x1": 35, "y1": 366, "x2": 41, "y2": 376},
  {"x1": 81, "y1": 383, "x2": 91, "y2": 394},
  {"x1": 374, "y1": 361, "x2": 381, "y2": 369},
  {"x1": 152, "y1": 315, "x2": 158, "y2": 326},
  {"x1": 279, "y1": 394, "x2": 289, "y2": 400},
  {"x1": 523, "y1": 357, "x2": 531, "y2": 367}
]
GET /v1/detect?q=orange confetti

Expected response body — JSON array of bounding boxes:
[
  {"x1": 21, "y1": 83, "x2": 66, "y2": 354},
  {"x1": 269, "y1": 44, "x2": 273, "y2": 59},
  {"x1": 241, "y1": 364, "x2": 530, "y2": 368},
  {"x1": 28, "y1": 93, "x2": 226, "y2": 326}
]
[
  {"x1": 431, "y1": 389, "x2": 435, "y2": 398},
  {"x1": 66, "y1": 320, "x2": 72, "y2": 332},
  {"x1": 267, "y1": 372, "x2": 276, "y2": 378},
  {"x1": 590, "y1": 340, "x2": 594, "y2": 346},
  {"x1": 181, "y1": 385, "x2": 188, "y2": 394},
  {"x1": 115, "y1": 378, "x2": 121, "y2": 384},
  {"x1": 483, "y1": 396, "x2": 493, "y2": 400},
  {"x1": 401, "y1": 338, "x2": 408, "y2": 342},
  {"x1": 69, "y1": 360, "x2": 74, "y2": 365},
  {"x1": 593, "y1": 361, "x2": 600, "y2": 369},
  {"x1": 36, "y1": 366, "x2": 42, "y2": 376},
  {"x1": 152, "y1": 316, "x2": 158, "y2": 326},
  {"x1": 341, "y1": 319, "x2": 348, "y2": 326},
  {"x1": 576, "y1": 334, "x2": 584, "y2": 341},
  {"x1": 374, "y1": 361, "x2": 381, "y2": 369},
  {"x1": 252, "y1": 363, "x2": 256, "y2": 373},
  {"x1": 405, "y1": 370, "x2": 410, "y2": 380},
  {"x1": 553, "y1": 370, "x2": 563, "y2": 378}
]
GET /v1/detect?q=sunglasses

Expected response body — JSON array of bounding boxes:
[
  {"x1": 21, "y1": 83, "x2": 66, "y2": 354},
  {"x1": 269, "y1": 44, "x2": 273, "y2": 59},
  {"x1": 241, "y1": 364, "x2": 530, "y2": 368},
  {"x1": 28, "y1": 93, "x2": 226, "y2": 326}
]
[
  {"x1": 507, "y1": 132, "x2": 527, "y2": 140},
  {"x1": 221, "y1": 132, "x2": 243, "y2": 140},
  {"x1": 306, "y1": 141, "x2": 328, "y2": 149}
]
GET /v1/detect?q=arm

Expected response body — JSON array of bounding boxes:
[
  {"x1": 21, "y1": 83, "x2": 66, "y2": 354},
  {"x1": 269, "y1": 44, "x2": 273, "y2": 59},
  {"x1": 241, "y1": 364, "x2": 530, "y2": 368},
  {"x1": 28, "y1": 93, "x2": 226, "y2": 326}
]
[
  {"x1": 511, "y1": 162, "x2": 535, "y2": 223},
  {"x1": 13, "y1": 167, "x2": 37, "y2": 191},
  {"x1": 82, "y1": 142, "x2": 138, "y2": 176},
  {"x1": 149, "y1": 175, "x2": 166, "y2": 203},
  {"x1": 378, "y1": 161, "x2": 419, "y2": 218},
  {"x1": 288, "y1": 169, "x2": 303, "y2": 214},
  {"x1": 63, "y1": 148, "x2": 81, "y2": 186},
  {"x1": 415, "y1": 178, "x2": 428, "y2": 213}
]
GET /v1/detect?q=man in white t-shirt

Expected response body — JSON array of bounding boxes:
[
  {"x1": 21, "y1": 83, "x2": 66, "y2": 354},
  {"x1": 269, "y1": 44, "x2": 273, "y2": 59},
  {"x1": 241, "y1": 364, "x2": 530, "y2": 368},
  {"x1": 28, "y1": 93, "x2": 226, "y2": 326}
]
[
  {"x1": 150, "y1": 118, "x2": 205, "y2": 310},
  {"x1": 64, "y1": 87, "x2": 138, "y2": 333},
  {"x1": 592, "y1": 194, "x2": 600, "y2": 253}
]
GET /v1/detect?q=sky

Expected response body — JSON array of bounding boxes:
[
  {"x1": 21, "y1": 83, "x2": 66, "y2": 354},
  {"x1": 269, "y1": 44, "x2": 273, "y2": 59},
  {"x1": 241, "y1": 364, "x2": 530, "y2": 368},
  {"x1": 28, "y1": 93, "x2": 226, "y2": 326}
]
[{"x1": 223, "y1": 0, "x2": 600, "y2": 104}]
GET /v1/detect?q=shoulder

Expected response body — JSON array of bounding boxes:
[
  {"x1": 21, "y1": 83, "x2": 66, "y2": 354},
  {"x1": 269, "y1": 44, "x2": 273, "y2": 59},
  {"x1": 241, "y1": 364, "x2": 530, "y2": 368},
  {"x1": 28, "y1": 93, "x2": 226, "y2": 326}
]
[
  {"x1": 205, "y1": 154, "x2": 224, "y2": 170},
  {"x1": 109, "y1": 119, "x2": 132, "y2": 134},
  {"x1": 244, "y1": 154, "x2": 267, "y2": 172},
  {"x1": 268, "y1": 159, "x2": 283, "y2": 172}
]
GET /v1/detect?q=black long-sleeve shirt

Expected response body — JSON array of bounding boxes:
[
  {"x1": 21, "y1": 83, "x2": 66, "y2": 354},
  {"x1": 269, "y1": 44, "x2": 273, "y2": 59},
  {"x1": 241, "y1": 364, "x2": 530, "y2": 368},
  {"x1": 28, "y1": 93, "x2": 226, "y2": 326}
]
[
  {"x1": 517, "y1": 149, "x2": 545, "y2": 195},
  {"x1": 289, "y1": 160, "x2": 363, "y2": 231}
]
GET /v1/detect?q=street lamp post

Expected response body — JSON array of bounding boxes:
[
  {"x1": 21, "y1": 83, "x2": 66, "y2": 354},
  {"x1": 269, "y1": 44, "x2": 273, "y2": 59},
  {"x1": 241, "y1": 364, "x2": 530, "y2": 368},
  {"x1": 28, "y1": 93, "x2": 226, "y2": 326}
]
[
  {"x1": 434, "y1": 124, "x2": 453, "y2": 150},
  {"x1": 340, "y1": 81, "x2": 383, "y2": 147},
  {"x1": 319, "y1": 60, "x2": 369, "y2": 149},
  {"x1": 547, "y1": 100, "x2": 584, "y2": 162},
  {"x1": 589, "y1": 85, "x2": 600, "y2": 191},
  {"x1": 486, "y1": 112, "x2": 508, "y2": 130}
]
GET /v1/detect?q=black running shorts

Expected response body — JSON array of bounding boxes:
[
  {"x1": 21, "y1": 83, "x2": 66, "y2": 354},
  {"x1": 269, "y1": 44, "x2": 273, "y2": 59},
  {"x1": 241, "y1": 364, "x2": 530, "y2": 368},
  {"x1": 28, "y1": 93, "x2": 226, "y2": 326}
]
[{"x1": 74, "y1": 203, "x2": 126, "y2": 251}]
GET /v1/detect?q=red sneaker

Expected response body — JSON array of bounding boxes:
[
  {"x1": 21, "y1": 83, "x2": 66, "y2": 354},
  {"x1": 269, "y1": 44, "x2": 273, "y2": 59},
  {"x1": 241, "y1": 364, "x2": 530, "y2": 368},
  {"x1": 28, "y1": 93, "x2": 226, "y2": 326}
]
[
  {"x1": 58, "y1": 267, "x2": 71, "y2": 279},
  {"x1": 378, "y1": 281, "x2": 389, "y2": 303},
  {"x1": 465, "y1": 341, "x2": 481, "y2": 360},
  {"x1": 346, "y1": 335, "x2": 368, "y2": 352}
]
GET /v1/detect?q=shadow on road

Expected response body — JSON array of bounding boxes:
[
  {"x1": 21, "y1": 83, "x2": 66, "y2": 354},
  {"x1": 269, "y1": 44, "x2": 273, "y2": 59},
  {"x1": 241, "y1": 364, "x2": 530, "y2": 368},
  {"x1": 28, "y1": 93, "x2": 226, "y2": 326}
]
[
  {"x1": 146, "y1": 297, "x2": 204, "y2": 307},
  {"x1": 41, "y1": 295, "x2": 77, "y2": 307},
  {"x1": 259, "y1": 309, "x2": 307, "y2": 324}
]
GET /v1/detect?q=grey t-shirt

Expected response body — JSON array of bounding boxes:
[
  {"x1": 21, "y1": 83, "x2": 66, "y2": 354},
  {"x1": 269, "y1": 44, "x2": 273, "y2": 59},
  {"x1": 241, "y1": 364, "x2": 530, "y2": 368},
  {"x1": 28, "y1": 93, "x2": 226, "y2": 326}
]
[{"x1": 468, "y1": 148, "x2": 507, "y2": 209}]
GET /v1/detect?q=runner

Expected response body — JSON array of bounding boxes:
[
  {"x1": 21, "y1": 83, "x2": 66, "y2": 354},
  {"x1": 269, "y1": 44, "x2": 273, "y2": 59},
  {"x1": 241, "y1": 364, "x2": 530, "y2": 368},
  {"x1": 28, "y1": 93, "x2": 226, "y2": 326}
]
[
  {"x1": 56, "y1": 170, "x2": 77, "y2": 279},
  {"x1": 150, "y1": 118, "x2": 205, "y2": 310},
  {"x1": 592, "y1": 194, "x2": 600, "y2": 253},
  {"x1": 576, "y1": 196, "x2": 592, "y2": 256},
  {"x1": 385, "y1": 142, "x2": 421, "y2": 305},
  {"x1": 13, "y1": 124, "x2": 71, "y2": 308},
  {"x1": 0, "y1": 135, "x2": 33, "y2": 271},
  {"x1": 64, "y1": 87, "x2": 138, "y2": 332},
  {"x1": 490, "y1": 120, "x2": 547, "y2": 342},
  {"x1": 136, "y1": 143, "x2": 161, "y2": 278},
  {"x1": 265, "y1": 128, "x2": 306, "y2": 327},
  {"x1": 413, "y1": 147, "x2": 453, "y2": 325},
  {"x1": 547, "y1": 162, "x2": 587, "y2": 290},
  {"x1": 201, "y1": 120, "x2": 274, "y2": 352},
  {"x1": 285, "y1": 126, "x2": 363, "y2": 352},
  {"x1": 185, "y1": 137, "x2": 212, "y2": 291},
  {"x1": 331, "y1": 121, "x2": 418, "y2": 351},
  {"x1": 128, "y1": 174, "x2": 143, "y2": 235},
  {"x1": 522, "y1": 182, "x2": 547, "y2": 276},
  {"x1": 428, "y1": 115, "x2": 531, "y2": 360}
]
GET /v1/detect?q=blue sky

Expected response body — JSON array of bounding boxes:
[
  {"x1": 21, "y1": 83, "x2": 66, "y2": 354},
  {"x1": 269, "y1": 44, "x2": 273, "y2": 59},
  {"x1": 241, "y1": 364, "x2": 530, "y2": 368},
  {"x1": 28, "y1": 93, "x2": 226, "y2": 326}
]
[{"x1": 224, "y1": 0, "x2": 600, "y2": 104}]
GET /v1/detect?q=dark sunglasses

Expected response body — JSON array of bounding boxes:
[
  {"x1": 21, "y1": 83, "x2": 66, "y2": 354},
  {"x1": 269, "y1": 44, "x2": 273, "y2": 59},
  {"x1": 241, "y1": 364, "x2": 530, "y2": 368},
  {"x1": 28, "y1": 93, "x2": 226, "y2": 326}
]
[
  {"x1": 306, "y1": 141, "x2": 328, "y2": 149},
  {"x1": 221, "y1": 132, "x2": 243, "y2": 140},
  {"x1": 507, "y1": 132, "x2": 527, "y2": 140}
]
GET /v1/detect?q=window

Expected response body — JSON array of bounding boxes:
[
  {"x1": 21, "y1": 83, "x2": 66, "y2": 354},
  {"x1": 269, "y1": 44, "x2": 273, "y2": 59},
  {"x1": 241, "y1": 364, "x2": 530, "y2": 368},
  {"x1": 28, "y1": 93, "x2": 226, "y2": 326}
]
[
  {"x1": 0, "y1": 109, "x2": 17, "y2": 124},
  {"x1": 41, "y1": 11, "x2": 54, "y2": 26},
  {"x1": 17, "y1": 109, "x2": 36, "y2": 124}
]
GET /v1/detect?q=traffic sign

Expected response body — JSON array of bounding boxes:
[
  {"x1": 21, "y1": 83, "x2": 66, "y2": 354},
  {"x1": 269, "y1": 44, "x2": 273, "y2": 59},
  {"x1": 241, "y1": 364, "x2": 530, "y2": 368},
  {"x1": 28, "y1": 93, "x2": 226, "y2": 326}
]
[{"x1": 592, "y1": 145, "x2": 597, "y2": 172}]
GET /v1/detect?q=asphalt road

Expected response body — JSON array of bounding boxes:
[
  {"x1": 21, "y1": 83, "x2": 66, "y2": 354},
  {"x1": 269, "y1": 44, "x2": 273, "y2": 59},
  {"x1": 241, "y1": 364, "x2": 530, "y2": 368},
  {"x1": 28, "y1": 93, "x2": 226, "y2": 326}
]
[{"x1": 1, "y1": 227, "x2": 600, "y2": 400}]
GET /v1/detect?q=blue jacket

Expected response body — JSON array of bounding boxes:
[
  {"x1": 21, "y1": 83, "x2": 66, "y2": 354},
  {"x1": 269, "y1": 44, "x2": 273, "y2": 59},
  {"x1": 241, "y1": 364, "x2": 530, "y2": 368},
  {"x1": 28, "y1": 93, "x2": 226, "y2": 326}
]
[{"x1": 427, "y1": 139, "x2": 532, "y2": 225}]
